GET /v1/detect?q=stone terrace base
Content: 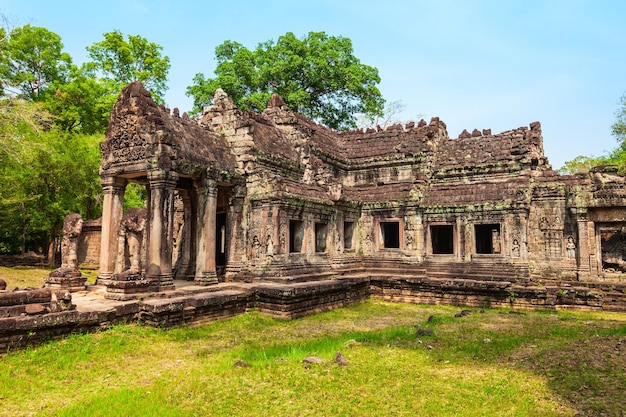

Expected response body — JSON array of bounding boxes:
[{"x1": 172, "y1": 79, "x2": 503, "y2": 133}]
[
  {"x1": 0, "y1": 277, "x2": 369, "y2": 353},
  {"x1": 253, "y1": 277, "x2": 370, "y2": 319},
  {"x1": 3, "y1": 275, "x2": 626, "y2": 353},
  {"x1": 369, "y1": 276, "x2": 626, "y2": 311}
]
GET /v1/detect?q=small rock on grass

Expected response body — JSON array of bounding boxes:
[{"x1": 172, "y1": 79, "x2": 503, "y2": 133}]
[
  {"x1": 334, "y1": 352, "x2": 349, "y2": 366},
  {"x1": 302, "y1": 356, "x2": 325, "y2": 364},
  {"x1": 233, "y1": 359, "x2": 251, "y2": 368},
  {"x1": 416, "y1": 328, "x2": 434, "y2": 337}
]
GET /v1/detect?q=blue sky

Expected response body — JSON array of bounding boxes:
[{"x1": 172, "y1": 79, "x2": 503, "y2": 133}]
[{"x1": 2, "y1": 0, "x2": 625, "y2": 169}]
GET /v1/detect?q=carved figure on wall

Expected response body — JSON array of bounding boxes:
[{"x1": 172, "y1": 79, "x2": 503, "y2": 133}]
[
  {"x1": 252, "y1": 235, "x2": 262, "y2": 259},
  {"x1": 336, "y1": 233, "x2": 343, "y2": 253},
  {"x1": 566, "y1": 235, "x2": 576, "y2": 259},
  {"x1": 279, "y1": 231, "x2": 286, "y2": 252},
  {"x1": 405, "y1": 233, "x2": 414, "y2": 250},
  {"x1": 266, "y1": 234, "x2": 274, "y2": 257},
  {"x1": 365, "y1": 234, "x2": 373, "y2": 253},
  {"x1": 511, "y1": 239, "x2": 520, "y2": 258},
  {"x1": 539, "y1": 217, "x2": 549, "y2": 231}
]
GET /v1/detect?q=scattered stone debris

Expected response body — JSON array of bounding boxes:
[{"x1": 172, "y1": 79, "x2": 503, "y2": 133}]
[
  {"x1": 0, "y1": 279, "x2": 6, "y2": 291},
  {"x1": 427, "y1": 315, "x2": 435, "y2": 322},
  {"x1": 344, "y1": 339, "x2": 361, "y2": 347},
  {"x1": 233, "y1": 359, "x2": 251, "y2": 368},
  {"x1": 454, "y1": 310, "x2": 473, "y2": 318},
  {"x1": 334, "y1": 352, "x2": 349, "y2": 366},
  {"x1": 416, "y1": 328, "x2": 434, "y2": 337},
  {"x1": 302, "y1": 356, "x2": 325, "y2": 365}
]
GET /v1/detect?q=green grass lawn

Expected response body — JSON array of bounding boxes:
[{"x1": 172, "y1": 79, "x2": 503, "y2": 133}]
[
  {"x1": 0, "y1": 266, "x2": 97, "y2": 289},
  {"x1": 1, "y1": 299, "x2": 625, "y2": 416}
]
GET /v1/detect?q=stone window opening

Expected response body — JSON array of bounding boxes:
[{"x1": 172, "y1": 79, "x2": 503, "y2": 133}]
[
  {"x1": 600, "y1": 226, "x2": 626, "y2": 272},
  {"x1": 531, "y1": 158, "x2": 539, "y2": 170},
  {"x1": 343, "y1": 221, "x2": 355, "y2": 250},
  {"x1": 315, "y1": 223, "x2": 328, "y2": 253},
  {"x1": 289, "y1": 220, "x2": 304, "y2": 253},
  {"x1": 431, "y1": 224, "x2": 454, "y2": 254},
  {"x1": 380, "y1": 222, "x2": 400, "y2": 249},
  {"x1": 475, "y1": 223, "x2": 501, "y2": 254}
]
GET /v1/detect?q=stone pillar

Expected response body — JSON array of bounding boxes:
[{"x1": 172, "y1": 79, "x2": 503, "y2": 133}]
[
  {"x1": 194, "y1": 177, "x2": 218, "y2": 285},
  {"x1": 414, "y1": 213, "x2": 424, "y2": 262},
  {"x1": 98, "y1": 176, "x2": 127, "y2": 281},
  {"x1": 576, "y1": 212, "x2": 591, "y2": 278},
  {"x1": 456, "y1": 216, "x2": 463, "y2": 261},
  {"x1": 145, "y1": 170, "x2": 178, "y2": 290},
  {"x1": 224, "y1": 187, "x2": 244, "y2": 278}
]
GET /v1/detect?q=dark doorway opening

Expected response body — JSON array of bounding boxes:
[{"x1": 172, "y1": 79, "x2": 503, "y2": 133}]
[
  {"x1": 290, "y1": 220, "x2": 304, "y2": 253},
  {"x1": 380, "y1": 222, "x2": 400, "y2": 249},
  {"x1": 431, "y1": 225, "x2": 454, "y2": 254},
  {"x1": 343, "y1": 221, "x2": 355, "y2": 250},
  {"x1": 475, "y1": 223, "x2": 501, "y2": 254},
  {"x1": 315, "y1": 223, "x2": 328, "y2": 253},
  {"x1": 601, "y1": 226, "x2": 626, "y2": 272}
]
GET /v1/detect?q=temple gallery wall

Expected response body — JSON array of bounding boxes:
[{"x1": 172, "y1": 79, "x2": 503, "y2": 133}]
[
  {"x1": 3, "y1": 82, "x2": 626, "y2": 352},
  {"x1": 86, "y1": 82, "x2": 626, "y2": 295}
]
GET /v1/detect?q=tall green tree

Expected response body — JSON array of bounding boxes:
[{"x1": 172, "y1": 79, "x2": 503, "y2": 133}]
[
  {"x1": 0, "y1": 97, "x2": 50, "y2": 162},
  {"x1": 0, "y1": 24, "x2": 72, "y2": 100},
  {"x1": 42, "y1": 65, "x2": 114, "y2": 134},
  {"x1": 86, "y1": 30, "x2": 170, "y2": 103},
  {"x1": 612, "y1": 94, "x2": 626, "y2": 146},
  {"x1": 187, "y1": 31, "x2": 385, "y2": 130},
  {"x1": 0, "y1": 24, "x2": 173, "y2": 256},
  {"x1": 0, "y1": 128, "x2": 102, "y2": 254}
]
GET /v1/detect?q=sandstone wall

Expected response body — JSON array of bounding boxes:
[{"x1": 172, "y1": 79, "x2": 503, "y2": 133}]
[{"x1": 77, "y1": 219, "x2": 101, "y2": 270}]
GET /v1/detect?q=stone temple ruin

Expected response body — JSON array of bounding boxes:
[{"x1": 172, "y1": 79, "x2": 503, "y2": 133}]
[{"x1": 2, "y1": 81, "x2": 626, "y2": 351}]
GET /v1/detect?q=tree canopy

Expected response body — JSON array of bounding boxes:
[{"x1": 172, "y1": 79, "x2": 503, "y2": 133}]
[
  {"x1": 0, "y1": 22, "x2": 169, "y2": 255},
  {"x1": 86, "y1": 30, "x2": 170, "y2": 104},
  {"x1": 0, "y1": 24, "x2": 72, "y2": 100},
  {"x1": 187, "y1": 31, "x2": 385, "y2": 130}
]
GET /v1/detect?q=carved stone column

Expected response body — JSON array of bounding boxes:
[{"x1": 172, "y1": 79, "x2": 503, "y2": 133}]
[
  {"x1": 98, "y1": 176, "x2": 127, "y2": 281},
  {"x1": 194, "y1": 177, "x2": 218, "y2": 285},
  {"x1": 145, "y1": 169, "x2": 178, "y2": 290},
  {"x1": 225, "y1": 186, "x2": 246, "y2": 278},
  {"x1": 414, "y1": 213, "x2": 424, "y2": 262},
  {"x1": 576, "y1": 212, "x2": 591, "y2": 278}
]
